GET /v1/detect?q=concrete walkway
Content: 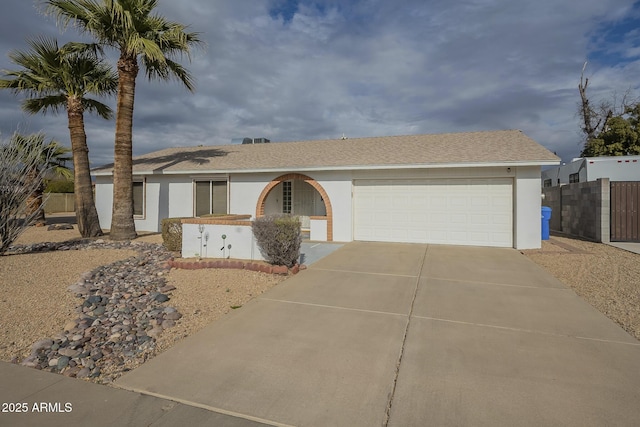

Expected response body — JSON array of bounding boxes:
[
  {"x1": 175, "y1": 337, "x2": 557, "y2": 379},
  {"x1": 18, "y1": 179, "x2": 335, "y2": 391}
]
[
  {"x1": 607, "y1": 241, "x2": 640, "y2": 255},
  {"x1": 3, "y1": 242, "x2": 640, "y2": 426}
]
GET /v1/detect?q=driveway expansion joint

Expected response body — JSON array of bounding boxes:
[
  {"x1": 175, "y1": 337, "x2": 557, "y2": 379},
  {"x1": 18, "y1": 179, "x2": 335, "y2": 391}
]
[
  {"x1": 414, "y1": 316, "x2": 640, "y2": 346},
  {"x1": 309, "y1": 267, "x2": 418, "y2": 278},
  {"x1": 424, "y1": 276, "x2": 572, "y2": 290},
  {"x1": 383, "y1": 245, "x2": 429, "y2": 427},
  {"x1": 111, "y1": 385, "x2": 295, "y2": 427},
  {"x1": 259, "y1": 297, "x2": 408, "y2": 317}
]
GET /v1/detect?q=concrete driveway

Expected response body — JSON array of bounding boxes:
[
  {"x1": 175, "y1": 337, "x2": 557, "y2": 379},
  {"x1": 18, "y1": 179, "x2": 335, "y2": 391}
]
[{"x1": 116, "y1": 242, "x2": 640, "y2": 427}]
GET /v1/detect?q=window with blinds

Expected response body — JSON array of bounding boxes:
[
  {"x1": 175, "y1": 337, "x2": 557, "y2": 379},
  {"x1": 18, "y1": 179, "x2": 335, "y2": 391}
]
[{"x1": 195, "y1": 180, "x2": 228, "y2": 216}]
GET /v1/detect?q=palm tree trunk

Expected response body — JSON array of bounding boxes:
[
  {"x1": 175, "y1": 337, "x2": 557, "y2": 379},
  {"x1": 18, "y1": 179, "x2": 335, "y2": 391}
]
[
  {"x1": 109, "y1": 54, "x2": 138, "y2": 241},
  {"x1": 67, "y1": 98, "x2": 103, "y2": 237}
]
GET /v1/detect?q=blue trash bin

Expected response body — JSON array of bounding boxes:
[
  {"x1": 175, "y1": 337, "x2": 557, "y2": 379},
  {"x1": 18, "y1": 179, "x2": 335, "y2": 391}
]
[{"x1": 541, "y1": 206, "x2": 552, "y2": 240}]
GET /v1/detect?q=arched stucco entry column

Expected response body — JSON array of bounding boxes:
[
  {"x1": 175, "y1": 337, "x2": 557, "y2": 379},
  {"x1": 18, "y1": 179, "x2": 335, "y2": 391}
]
[{"x1": 256, "y1": 173, "x2": 333, "y2": 241}]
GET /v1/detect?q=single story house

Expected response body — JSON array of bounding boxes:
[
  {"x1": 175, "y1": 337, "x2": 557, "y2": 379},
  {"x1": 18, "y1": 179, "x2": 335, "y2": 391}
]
[
  {"x1": 92, "y1": 129, "x2": 559, "y2": 249},
  {"x1": 542, "y1": 155, "x2": 640, "y2": 187}
]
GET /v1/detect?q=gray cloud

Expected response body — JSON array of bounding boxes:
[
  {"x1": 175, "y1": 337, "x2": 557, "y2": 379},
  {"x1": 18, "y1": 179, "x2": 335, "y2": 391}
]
[{"x1": 0, "y1": 0, "x2": 639, "y2": 168}]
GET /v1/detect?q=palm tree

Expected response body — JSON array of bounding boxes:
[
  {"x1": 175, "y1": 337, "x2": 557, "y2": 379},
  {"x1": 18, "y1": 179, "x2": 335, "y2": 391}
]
[
  {"x1": 13, "y1": 133, "x2": 73, "y2": 226},
  {"x1": 46, "y1": 0, "x2": 202, "y2": 240},
  {"x1": 0, "y1": 36, "x2": 118, "y2": 237}
]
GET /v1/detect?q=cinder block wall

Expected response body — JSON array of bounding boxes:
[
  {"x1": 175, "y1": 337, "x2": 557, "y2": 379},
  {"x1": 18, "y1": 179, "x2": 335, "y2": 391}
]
[
  {"x1": 542, "y1": 186, "x2": 561, "y2": 231},
  {"x1": 542, "y1": 178, "x2": 609, "y2": 242}
]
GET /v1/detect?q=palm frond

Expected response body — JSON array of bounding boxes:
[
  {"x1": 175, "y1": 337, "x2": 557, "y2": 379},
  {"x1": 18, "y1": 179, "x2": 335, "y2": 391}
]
[
  {"x1": 143, "y1": 56, "x2": 195, "y2": 91},
  {"x1": 82, "y1": 98, "x2": 114, "y2": 119},
  {"x1": 0, "y1": 33, "x2": 115, "y2": 119},
  {"x1": 22, "y1": 94, "x2": 68, "y2": 115}
]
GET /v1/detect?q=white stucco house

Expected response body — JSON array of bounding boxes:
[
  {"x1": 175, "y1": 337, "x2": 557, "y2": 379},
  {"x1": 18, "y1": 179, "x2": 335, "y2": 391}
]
[
  {"x1": 92, "y1": 129, "x2": 559, "y2": 250},
  {"x1": 541, "y1": 155, "x2": 640, "y2": 187}
]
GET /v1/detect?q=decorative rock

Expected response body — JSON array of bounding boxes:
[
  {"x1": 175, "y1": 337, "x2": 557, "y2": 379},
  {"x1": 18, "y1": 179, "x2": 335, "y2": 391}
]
[
  {"x1": 63, "y1": 321, "x2": 78, "y2": 331},
  {"x1": 31, "y1": 339, "x2": 54, "y2": 352},
  {"x1": 47, "y1": 223, "x2": 74, "y2": 231},
  {"x1": 58, "y1": 348, "x2": 80, "y2": 358},
  {"x1": 21, "y1": 356, "x2": 38, "y2": 368},
  {"x1": 57, "y1": 356, "x2": 70, "y2": 370},
  {"x1": 15, "y1": 239, "x2": 181, "y2": 383},
  {"x1": 86, "y1": 295, "x2": 102, "y2": 305},
  {"x1": 164, "y1": 311, "x2": 182, "y2": 320},
  {"x1": 76, "y1": 367, "x2": 91, "y2": 379},
  {"x1": 154, "y1": 294, "x2": 170, "y2": 303}
]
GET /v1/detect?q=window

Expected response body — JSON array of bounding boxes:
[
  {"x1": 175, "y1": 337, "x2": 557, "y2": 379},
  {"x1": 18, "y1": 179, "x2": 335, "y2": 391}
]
[
  {"x1": 195, "y1": 180, "x2": 228, "y2": 216},
  {"x1": 133, "y1": 180, "x2": 145, "y2": 218},
  {"x1": 569, "y1": 173, "x2": 579, "y2": 184},
  {"x1": 543, "y1": 179, "x2": 552, "y2": 188},
  {"x1": 282, "y1": 181, "x2": 292, "y2": 214}
]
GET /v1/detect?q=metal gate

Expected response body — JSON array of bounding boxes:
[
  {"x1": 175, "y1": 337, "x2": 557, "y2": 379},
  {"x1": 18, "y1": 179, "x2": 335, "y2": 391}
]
[{"x1": 611, "y1": 181, "x2": 640, "y2": 242}]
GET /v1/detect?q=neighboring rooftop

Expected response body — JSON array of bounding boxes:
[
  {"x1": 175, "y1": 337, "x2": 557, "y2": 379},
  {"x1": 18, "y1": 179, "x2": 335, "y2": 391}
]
[{"x1": 92, "y1": 129, "x2": 560, "y2": 175}]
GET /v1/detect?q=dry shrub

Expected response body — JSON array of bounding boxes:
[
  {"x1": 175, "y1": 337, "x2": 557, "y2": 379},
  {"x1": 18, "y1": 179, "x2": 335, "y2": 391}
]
[
  {"x1": 161, "y1": 218, "x2": 185, "y2": 252},
  {"x1": 252, "y1": 214, "x2": 301, "y2": 267}
]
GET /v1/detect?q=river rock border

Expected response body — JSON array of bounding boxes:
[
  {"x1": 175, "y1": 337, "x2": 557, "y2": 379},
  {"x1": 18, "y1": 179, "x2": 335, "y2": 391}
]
[{"x1": 11, "y1": 239, "x2": 178, "y2": 384}]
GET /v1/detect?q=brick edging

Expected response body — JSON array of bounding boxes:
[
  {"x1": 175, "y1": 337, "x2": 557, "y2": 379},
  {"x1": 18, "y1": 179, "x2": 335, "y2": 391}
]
[{"x1": 168, "y1": 259, "x2": 306, "y2": 275}]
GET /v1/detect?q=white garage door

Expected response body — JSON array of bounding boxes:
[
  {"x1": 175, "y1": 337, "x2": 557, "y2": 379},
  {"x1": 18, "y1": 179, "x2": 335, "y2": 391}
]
[{"x1": 353, "y1": 178, "x2": 513, "y2": 247}]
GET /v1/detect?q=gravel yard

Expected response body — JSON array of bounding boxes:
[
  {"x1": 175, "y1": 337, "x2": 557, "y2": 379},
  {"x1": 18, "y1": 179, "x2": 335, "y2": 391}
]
[
  {"x1": 523, "y1": 235, "x2": 640, "y2": 342},
  {"x1": 0, "y1": 219, "x2": 285, "y2": 382}
]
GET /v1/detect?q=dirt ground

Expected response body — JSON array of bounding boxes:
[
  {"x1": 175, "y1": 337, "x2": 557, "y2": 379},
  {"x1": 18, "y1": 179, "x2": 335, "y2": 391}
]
[{"x1": 0, "y1": 215, "x2": 285, "y2": 364}]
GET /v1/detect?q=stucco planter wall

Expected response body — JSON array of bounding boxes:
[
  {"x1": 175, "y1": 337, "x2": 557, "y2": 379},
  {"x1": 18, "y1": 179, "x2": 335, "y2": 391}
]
[{"x1": 181, "y1": 216, "x2": 264, "y2": 261}]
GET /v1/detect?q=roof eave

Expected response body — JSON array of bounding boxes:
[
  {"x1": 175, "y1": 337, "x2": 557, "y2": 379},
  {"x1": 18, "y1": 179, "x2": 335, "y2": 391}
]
[{"x1": 92, "y1": 160, "x2": 560, "y2": 177}]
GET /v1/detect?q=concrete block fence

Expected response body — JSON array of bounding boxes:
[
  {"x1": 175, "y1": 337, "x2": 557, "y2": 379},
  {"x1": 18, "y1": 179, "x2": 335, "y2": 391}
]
[{"x1": 542, "y1": 178, "x2": 610, "y2": 243}]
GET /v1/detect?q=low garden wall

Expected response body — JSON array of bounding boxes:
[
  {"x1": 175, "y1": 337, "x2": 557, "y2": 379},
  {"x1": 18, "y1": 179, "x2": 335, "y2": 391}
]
[{"x1": 181, "y1": 215, "x2": 265, "y2": 261}]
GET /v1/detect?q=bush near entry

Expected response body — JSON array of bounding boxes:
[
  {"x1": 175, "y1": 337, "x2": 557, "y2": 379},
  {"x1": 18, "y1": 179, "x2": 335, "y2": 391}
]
[{"x1": 252, "y1": 214, "x2": 301, "y2": 267}]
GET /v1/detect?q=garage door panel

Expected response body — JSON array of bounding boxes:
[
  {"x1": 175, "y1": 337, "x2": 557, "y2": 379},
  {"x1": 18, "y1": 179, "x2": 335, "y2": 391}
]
[{"x1": 354, "y1": 178, "x2": 513, "y2": 247}]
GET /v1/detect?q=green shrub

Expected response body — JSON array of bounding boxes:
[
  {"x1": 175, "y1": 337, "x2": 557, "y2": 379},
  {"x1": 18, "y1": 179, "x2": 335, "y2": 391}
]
[
  {"x1": 252, "y1": 214, "x2": 301, "y2": 267},
  {"x1": 45, "y1": 179, "x2": 74, "y2": 193},
  {"x1": 161, "y1": 217, "x2": 185, "y2": 252}
]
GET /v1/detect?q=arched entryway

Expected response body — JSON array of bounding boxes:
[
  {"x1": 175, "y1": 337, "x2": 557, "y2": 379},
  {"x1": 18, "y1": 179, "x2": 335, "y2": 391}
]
[{"x1": 256, "y1": 173, "x2": 333, "y2": 241}]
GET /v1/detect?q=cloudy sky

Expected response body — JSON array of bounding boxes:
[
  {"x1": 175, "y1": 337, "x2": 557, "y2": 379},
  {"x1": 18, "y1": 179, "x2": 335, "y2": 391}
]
[{"x1": 1, "y1": 0, "x2": 639, "y2": 167}]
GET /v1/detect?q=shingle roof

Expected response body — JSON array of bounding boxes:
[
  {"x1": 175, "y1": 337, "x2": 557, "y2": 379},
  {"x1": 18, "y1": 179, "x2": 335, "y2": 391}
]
[{"x1": 92, "y1": 129, "x2": 559, "y2": 175}]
